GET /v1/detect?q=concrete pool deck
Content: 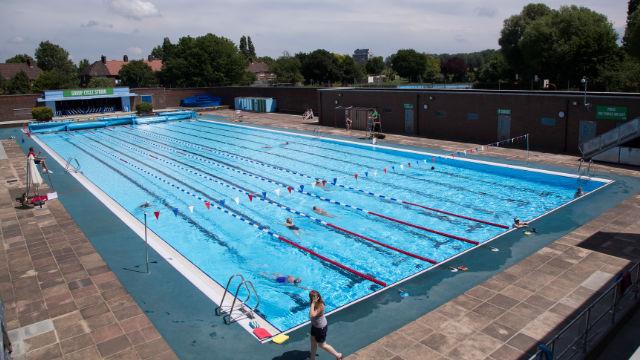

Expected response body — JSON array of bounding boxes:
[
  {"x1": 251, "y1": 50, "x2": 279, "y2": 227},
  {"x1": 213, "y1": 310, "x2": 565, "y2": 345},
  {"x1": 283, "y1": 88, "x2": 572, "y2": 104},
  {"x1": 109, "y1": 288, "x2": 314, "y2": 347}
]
[
  {"x1": 1, "y1": 112, "x2": 639, "y2": 360},
  {"x1": 0, "y1": 141, "x2": 177, "y2": 359}
]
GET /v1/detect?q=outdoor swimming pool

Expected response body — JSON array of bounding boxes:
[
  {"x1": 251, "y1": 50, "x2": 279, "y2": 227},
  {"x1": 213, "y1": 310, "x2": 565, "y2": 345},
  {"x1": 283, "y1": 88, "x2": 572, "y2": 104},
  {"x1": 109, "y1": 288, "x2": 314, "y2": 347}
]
[{"x1": 33, "y1": 118, "x2": 610, "y2": 334}]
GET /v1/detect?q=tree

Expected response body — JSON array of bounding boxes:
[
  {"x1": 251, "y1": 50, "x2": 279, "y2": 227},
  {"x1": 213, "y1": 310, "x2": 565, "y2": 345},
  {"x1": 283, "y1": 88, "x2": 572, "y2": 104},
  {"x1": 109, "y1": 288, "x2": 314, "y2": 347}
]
[
  {"x1": 625, "y1": 6, "x2": 640, "y2": 58},
  {"x1": 477, "y1": 52, "x2": 510, "y2": 88},
  {"x1": 337, "y1": 55, "x2": 365, "y2": 84},
  {"x1": 7, "y1": 71, "x2": 31, "y2": 94},
  {"x1": 597, "y1": 54, "x2": 640, "y2": 92},
  {"x1": 158, "y1": 33, "x2": 247, "y2": 87},
  {"x1": 423, "y1": 55, "x2": 441, "y2": 82},
  {"x1": 33, "y1": 41, "x2": 78, "y2": 89},
  {"x1": 272, "y1": 56, "x2": 303, "y2": 84},
  {"x1": 87, "y1": 77, "x2": 115, "y2": 88},
  {"x1": 78, "y1": 59, "x2": 90, "y2": 74},
  {"x1": 441, "y1": 57, "x2": 468, "y2": 82},
  {"x1": 300, "y1": 49, "x2": 341, "y2": 85},
  {"x1": 518, "y1": 6, "x2": 618, "y2": 87},
  {"x1": 151, "y1": 37, "x2": 174, "y2": 61},
  {"x1": 239, "y1": 36, "x2": 249, "y2": 60},
  {"x1": 365, "y1": 56, "x2": 385, "y2": 75},
  {"x1": 119, "y1": 60, "x2": 157, "y2": 88},
  {"x1": 247, "y1": 36, "x2": 256, "y2": 60},
  {"x1": 390, "y1": 49, "x2": 427, "y2": 82},
  {"x1": 498, "y1": 3, "x2": 553, "y2": 78},
  {"x1": 6, "y1": 54, "x2": 35, "y2": 64}
]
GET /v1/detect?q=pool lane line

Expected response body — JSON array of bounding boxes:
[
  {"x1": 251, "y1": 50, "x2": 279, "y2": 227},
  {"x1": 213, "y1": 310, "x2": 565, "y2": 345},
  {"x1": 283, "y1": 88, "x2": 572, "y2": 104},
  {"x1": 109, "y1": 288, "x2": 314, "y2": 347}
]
[
  {"x1": 127, "y1": 126, "x2": 506, "y2": 228},
  {"x1": 156, "y1": 125, "x2": 504, "y2": 215},
  {"x1": 97, "y1": 131, "x2": 439, "y2": 264},
  {"x1": 175, "y1": 123, "x2": 528, "y2": 207},
  {"x1": 82, "y1": 135, "x2": 388, "y2": 288},
  {"x1": 189, "y1": 121, "x2": 565, "y2": 201},
  {"x1": 106, "y1": 129, "x2": 477, "y2": 240}
]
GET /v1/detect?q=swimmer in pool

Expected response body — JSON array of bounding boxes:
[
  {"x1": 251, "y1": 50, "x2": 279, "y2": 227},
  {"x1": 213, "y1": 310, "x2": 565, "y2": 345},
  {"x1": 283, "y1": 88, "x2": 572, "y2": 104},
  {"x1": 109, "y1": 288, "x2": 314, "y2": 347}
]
[
  {"x1": 574, "y1": 186, "x2": 584, "y2": 198},
  {"x1": 312, "y1": 206, "x2": 333, "y2": 217},
  {"x1": 285, "y1": 217, "x2": 300, "y2": 236},
  {"x1": 263, "y1": 272, "x2": 303, "y2": 285},
  {"x1": 314, "y1": 179, "x2": 326, "y2": 188}
]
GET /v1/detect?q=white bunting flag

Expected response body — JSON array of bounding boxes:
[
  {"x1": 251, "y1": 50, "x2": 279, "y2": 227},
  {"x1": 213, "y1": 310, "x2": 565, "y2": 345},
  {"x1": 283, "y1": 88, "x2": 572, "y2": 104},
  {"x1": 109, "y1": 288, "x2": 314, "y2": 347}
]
[
  {"x1": 234, "y1": 197, "x2": 240, "y2": 205},
  {"x1": 373, "y1": 170, "x2": 378, "y2": 177},
  {"x1": 274, "y1": 188, "x2": 281, "y2": 196},
  {"x1": 188, "y1": 205, "x2": 194, "y2": 213},
  {"x1": 400, "y1": 164, "x2": 404, "y2": 170}
]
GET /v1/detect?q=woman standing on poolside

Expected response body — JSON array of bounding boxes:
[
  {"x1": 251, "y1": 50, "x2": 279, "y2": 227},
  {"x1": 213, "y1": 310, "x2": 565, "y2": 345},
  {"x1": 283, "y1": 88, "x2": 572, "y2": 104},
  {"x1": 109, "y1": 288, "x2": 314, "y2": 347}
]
[{"x1": 309, "y1": 290, "x2": 342, "y2": 360}]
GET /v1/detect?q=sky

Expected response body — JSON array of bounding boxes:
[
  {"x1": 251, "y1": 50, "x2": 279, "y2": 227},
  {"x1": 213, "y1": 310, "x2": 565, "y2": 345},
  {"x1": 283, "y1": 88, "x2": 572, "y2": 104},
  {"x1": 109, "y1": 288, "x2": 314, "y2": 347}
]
[{"x1": 0, "y1": 0, "x2": 628, "y2": 64}]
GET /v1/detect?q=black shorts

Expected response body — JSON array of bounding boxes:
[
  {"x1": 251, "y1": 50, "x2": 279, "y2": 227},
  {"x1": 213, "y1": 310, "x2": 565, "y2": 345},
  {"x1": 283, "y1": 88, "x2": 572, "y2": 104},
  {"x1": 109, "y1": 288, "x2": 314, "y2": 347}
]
[
  {"x1": 310, "y1": 325, "x2": 327, "y2": 343},
  {"x1": 34, "y1": 159, "x2": 42, "y2": 164}
]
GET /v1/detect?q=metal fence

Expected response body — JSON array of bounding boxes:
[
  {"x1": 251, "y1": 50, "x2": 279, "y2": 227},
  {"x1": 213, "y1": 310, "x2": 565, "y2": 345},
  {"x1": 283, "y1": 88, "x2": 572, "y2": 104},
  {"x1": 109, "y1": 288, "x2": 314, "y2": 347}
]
[{"x1": 531, "y1": 262, "x2": 640, "y2": 360}]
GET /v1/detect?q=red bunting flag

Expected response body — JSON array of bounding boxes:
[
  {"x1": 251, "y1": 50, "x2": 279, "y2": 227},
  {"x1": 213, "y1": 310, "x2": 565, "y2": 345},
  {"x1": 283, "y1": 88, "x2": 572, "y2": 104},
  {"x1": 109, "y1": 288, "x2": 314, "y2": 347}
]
[
  {"x1": 287, "y1": 186, "x2": 293, "y2": 194},
  {"x1": 153, "y1": 211, "x2": 160, "y2": 220},
  {"x1": 204, "y1": 201, "x2": 211, "y2": 209},
  {"x1": 384, "y1": 168, "x2": 387, "y2": 174},
  {"x1": 248, "y1": 194, "x2": 253, "y2": 202},
  {"x1": 354, "y1": 173, "x2": 358, "y2": 180}
]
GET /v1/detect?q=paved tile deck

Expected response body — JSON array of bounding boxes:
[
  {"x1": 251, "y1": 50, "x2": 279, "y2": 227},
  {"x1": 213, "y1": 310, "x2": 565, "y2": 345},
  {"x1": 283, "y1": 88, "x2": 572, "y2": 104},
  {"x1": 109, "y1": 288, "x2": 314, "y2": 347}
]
[
  {"x1": 202, "y1": 110, "x2": 640, "y2": 360},
  {"x1": 0, "y1": 140, "x2": 177, "y2": 360}
]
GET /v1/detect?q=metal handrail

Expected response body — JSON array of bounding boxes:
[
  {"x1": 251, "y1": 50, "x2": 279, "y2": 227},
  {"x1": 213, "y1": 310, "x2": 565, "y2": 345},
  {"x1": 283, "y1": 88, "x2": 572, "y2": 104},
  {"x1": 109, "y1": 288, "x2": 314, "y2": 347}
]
[
  {"x1": 64, "y1": 157, "x2": 81, "y2": 173},
  {"x1": 531, "y1": 262, "x2": 640, "y2": 359},
  {"x1": 215, "y1": 274, "x2": 245, "y2": 316},
  {"x1": 224, "y1": 280, "x2": 258, "y2": 325}
]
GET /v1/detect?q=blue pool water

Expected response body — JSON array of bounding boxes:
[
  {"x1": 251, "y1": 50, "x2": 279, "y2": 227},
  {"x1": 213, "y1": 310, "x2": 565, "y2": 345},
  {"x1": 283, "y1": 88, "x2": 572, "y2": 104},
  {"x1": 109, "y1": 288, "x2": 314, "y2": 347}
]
[{"x1": 36, "y1": 119, "x2": 607, "y2": 331}]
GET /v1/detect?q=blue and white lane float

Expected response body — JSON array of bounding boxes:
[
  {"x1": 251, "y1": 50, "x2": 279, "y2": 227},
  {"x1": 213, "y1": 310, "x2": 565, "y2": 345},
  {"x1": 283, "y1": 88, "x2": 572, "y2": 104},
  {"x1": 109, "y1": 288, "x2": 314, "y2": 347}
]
[
  {"x1": 125, "y1": 127, "x2": 505, "y2": 233},
  {"x1": 111, "y1": 129, "x2": 483, "y2": 245},
  {"x1": 78, "y1": 134, "x2": 387, "y2": 287},
  {"x1": 94, "y1": 131, "x2": 439, "y2": 264}
]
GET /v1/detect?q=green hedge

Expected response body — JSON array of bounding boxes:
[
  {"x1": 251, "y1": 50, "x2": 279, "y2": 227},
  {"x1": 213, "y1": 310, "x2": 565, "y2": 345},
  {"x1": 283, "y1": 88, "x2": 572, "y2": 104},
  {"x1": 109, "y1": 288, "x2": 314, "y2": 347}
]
[
  {"x1": 32, "y1": 107, "x2": 53, "y2": 121},
  {"x1": 136, "y1": 102, "x2": 153, "y2": 114}
]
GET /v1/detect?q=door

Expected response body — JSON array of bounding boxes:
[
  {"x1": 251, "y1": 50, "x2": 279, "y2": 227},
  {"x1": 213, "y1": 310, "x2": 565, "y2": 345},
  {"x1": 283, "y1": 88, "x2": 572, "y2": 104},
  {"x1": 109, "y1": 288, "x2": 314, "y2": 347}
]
[
  {"x1": 404, "y1": 105, "x2": 414, "y2": 135},
  {"x1": 497, "y1": 115, "x2": 511, "y2": 140},
  {"x1": 579, "y1": 120, "x2": 597, "y2": 144}
]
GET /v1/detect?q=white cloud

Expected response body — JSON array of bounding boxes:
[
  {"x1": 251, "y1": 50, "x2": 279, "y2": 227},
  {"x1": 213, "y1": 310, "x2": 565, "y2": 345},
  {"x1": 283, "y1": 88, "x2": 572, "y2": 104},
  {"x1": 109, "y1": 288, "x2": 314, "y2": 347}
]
[
  {"x1": 127, "y1": 46, "x2": 143, "y2": 55},
  {"x1": 106, "y1": 0, "x2": 160, "y2": 20},
  {"x1": 8, "y1": 36, "x2": 24, "y2": 44},
  {"x1": 81, "y1": 20, "x2": 114, "y2": 29}
]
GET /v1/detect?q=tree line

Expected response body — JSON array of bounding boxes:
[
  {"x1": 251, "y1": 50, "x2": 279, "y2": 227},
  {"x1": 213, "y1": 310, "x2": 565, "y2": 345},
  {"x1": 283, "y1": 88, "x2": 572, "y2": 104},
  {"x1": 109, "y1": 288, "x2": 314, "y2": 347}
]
[{"x1": 2, "y1": 2, "x2": 640, "y2": 94}]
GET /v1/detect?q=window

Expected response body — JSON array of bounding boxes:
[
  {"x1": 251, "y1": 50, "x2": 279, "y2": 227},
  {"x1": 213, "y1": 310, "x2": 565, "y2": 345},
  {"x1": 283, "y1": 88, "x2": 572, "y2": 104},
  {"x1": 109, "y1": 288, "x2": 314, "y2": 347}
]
[
  {"x1": 141, "y1": 95, "x2": 152, "y2": 104},
  {"x1": 540, "y1": 117, "x2": 556, "y2": 126},
  {"x1": 466, "y1": 112, "x2": 479, "y2": 120}
]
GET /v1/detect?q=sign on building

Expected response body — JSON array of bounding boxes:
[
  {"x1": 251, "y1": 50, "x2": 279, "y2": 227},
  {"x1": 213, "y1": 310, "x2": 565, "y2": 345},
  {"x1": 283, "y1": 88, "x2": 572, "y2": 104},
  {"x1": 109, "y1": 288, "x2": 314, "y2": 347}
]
[
  {"x1": 595, "y1": 105, "x2": 627, "y2": 121},
  {"x1": 63, "y1": 88, "x2": 114, "y2": 97}
]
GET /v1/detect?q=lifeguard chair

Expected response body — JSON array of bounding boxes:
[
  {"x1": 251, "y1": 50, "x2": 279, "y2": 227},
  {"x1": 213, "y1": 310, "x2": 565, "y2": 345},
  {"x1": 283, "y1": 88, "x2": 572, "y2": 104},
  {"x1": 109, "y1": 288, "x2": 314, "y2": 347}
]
[{"x1": 367, "y1": 109, "x2": 382, "y2": 138}]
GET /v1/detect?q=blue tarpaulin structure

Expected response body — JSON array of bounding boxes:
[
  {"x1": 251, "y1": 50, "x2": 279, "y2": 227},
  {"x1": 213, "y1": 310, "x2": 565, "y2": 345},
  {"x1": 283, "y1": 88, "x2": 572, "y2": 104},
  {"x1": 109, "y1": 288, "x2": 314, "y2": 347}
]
[{"x1": 180, "y1": 94, "x2": 222, "y2": 107}]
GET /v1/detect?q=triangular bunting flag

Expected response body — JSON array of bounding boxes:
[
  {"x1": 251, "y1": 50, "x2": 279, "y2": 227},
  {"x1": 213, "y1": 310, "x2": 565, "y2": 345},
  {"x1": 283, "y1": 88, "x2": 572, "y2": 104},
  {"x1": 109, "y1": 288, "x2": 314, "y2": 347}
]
[
  {"x1": 220, "y1": 199, "x2": 225, "y2": 206},
  {"x1": 234, "y1": 197, "x2": 240, "y2": 205},
  {"x1": 261, "y1": 191, "x2": 267, "y2": 199},
  {"x1": 188, "y1": 205, "x2": 194, "y2": 213},
  {"x1": 321, "y1": 180, "x2": 326, "y2": 186},
  {"x1": 364, "y1": 171, "x2": 368, "y2": 177},
  {"x1": 204, "y1": 201, "x2": 210, "y2": 209},
  {"x1": 248, "y1": 194, "x2": 253, "y2": 202},
  {"x1": 332, "y1": 178, "x2": 337, "y2": 186},
  {"x1": 274, "y1": 188, "x2": 281, "y2": 196},
  {"x1": 408, "y1": 162, "x2": 411, "y2": 168},
  {"x1": 373, "y1": 170, "x2": 378, "y2": 176},
  {"x1": 311, "y1": 181, "x2": 316, "y2": 188},
  {"x1": 354, "y1": 173, "x2": 358, "y2": 180},
  {"x1": 400, "y1": 164, "x2": 404, "y2": 170},
  {"x1": 172, "y1": 208, "x2": 178, "y2": 216},
  {"x1": 154, "y1": 211, "x2": 160, "y2": 220},
  {"x1": 287, "y1": 186, "x2": 293, "y2": 193},
  {"x1": 299, "y1": 185, "x2": 304, "y2": 192},
  {"x1": 392, "y1": 166, "x2": 395, "y2": 171},
  {"x1": 384, "y1": 168, "x2": 387, "y2": 174}
]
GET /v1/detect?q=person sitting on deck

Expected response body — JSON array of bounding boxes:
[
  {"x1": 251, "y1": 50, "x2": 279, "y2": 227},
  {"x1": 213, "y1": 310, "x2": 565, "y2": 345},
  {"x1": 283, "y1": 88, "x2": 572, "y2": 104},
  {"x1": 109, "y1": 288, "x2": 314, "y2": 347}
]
[
  {"x1": 27, "y1": 147, "x2": 51, "y2": 173},
  {"x1": 303, "y1": 108, "x2": 314, "y2": 121},
  {"x1": 285, "y1": 217, "x2": 300, "y2": 236},
  {"x1": 345, "y1": 116, "x2": 352, "y2": 131}
]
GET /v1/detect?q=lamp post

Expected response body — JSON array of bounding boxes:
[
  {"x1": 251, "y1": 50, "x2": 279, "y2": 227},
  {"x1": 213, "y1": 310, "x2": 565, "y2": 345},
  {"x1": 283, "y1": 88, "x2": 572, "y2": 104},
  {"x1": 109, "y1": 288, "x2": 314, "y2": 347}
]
[
  {"x1": 139, "y1": 201, "x2": 151, "y2": 274},
  {"x1": 581, "y1": 76, "x2": 589, "y2": 107}
]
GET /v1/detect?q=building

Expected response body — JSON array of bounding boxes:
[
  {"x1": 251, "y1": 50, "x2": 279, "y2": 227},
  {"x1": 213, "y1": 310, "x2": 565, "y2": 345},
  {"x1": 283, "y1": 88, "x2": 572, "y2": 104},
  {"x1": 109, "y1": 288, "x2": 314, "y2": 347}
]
[
  {"x1": 247, "y1": 61, "x2": 276, "y2": 85},
  {"x1": 0, "y1": 61, "x2": 42, "y2": 82},
  {"x1": 353, "y1": 49, "x2": 372, "y2": 64},
  {"x1": 81, "y1": 55, "x2": 163, "y2": 85},
  {"x1": 37, "y1": 86, "x2": 137, "y2": 116}
]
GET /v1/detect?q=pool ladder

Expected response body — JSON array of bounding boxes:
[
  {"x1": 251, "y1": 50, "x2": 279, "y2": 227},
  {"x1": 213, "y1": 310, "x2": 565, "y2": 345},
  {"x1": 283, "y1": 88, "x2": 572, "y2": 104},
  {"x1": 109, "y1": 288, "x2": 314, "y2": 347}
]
[
  {"x1": 215, "y1": 274, "x2": 260, "y2": 325},
  {"x1": 64, "y1": 157, "x2": 81, "y2": 173},
  {"x1": 576, "y1": 158, "x2": 593, "y2": 184}
]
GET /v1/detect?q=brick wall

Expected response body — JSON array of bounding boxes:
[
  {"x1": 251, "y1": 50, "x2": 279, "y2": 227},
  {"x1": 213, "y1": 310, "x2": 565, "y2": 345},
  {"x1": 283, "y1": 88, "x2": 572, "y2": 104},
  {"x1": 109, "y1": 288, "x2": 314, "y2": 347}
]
[{"x1": 0, "y1": 94, "x2": 39, "y2": 122}]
